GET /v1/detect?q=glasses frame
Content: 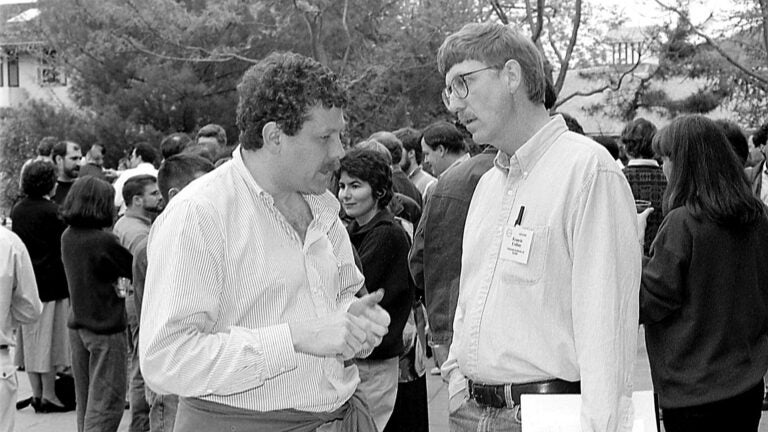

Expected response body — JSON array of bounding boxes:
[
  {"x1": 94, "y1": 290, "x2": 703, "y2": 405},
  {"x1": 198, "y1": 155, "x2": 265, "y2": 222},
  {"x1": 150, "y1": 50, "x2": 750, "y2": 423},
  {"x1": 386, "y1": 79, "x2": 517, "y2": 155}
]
[{"x1": 442, "y1": 66, "x2": 497, "y2": 109}]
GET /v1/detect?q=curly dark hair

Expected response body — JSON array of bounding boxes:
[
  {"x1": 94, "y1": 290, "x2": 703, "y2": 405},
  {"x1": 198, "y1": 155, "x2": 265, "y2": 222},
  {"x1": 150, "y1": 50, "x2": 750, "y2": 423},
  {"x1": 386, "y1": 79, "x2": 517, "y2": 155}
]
[
  {"x1": 621, "y1": 117, "x2": 657, "y2": 159},
  {"x1": 236, "y1": 52, "x2": 348, "y2": 150},
  {"x1": 21, "y1": 160, "x2": 57, "y2": 198},
  {"x1": 339, "y1": 148, "x2": 394, "y2": 209}
]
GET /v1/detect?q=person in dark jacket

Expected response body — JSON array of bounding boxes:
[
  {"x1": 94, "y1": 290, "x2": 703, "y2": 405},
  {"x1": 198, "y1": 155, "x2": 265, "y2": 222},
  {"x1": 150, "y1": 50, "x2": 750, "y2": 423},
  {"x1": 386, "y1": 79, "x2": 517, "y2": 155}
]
[
  {"x1": 338, "y1": 148, "x2": 416, "y2": 431},
  {"x1": 640, "y1": 115, "x2": 768, "y2": 432},
  {"x1": 11, "y1": 160, "x2": 70, "y2": 413},
  {"x1": 60, "y1": 176, "x2": 133, "y2": 432}
]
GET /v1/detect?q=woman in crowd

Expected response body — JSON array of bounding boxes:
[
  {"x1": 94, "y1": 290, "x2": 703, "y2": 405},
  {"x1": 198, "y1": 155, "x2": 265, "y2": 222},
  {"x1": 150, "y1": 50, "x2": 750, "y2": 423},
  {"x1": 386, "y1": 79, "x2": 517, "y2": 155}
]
[
  {"x1": 337, "y1": 148, "x2": 418, "y2": 431},
  {"x1": 640, "y1": 115, "x2": 768, "y2": 432},
  {"x1": 60, "y1": 176, "x2": 133, "y2": 432},
  {"x1": 11, "y1": 160, "x2": 70, "y2": 412}
]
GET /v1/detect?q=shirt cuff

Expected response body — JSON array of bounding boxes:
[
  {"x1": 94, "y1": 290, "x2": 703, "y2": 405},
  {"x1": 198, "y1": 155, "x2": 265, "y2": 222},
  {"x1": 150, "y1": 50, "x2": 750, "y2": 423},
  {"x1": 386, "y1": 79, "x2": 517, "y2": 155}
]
[{"x1": 447, "y1": 368, "x2": 467, "y2": 400}]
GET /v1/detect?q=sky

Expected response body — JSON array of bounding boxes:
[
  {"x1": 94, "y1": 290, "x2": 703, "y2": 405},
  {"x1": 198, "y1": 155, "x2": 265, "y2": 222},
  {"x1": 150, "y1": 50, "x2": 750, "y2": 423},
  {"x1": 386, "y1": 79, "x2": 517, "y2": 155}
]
[{"x1": 596, "y1": 0, "x2": 738, "y2": 27}]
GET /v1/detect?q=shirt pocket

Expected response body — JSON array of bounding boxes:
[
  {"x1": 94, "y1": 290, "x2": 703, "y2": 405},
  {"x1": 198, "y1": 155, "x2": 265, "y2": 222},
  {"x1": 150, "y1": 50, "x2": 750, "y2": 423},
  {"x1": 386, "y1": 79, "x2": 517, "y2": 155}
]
[{"x1": 499, "y1": 225, "x2": 549, "y2": 285}]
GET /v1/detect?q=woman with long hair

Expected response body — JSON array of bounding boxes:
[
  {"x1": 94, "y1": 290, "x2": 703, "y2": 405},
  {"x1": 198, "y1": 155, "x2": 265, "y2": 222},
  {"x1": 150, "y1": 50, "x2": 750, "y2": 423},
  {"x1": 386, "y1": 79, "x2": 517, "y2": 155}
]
[
  {"x1": 641, "y1": 115, "x2": 768, "y2": 432},
  {"x1": 337, "y1": 148, "x2": 419, "y2": 431},
  {"x1": 60, "y1": 176, "x2": 133, "y2": 432},
  {"x1": 11, "y1": 161, "x2": 70, "y2": 413}
]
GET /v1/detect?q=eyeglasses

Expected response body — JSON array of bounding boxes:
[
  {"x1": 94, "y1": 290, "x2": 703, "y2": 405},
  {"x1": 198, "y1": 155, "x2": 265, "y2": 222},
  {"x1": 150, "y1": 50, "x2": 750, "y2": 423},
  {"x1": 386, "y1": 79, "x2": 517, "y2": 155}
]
[{"x1": 441, "y1": 66, "x2": 496, "y2": 109}]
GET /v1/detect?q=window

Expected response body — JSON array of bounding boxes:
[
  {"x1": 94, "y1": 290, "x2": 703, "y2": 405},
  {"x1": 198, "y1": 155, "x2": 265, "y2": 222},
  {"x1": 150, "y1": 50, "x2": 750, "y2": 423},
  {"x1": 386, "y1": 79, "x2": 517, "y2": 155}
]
[
  {"x1": 7, "y1": 52, "x2": 18, "y2": 87},
  {"x1": 0, "y1": 56, "x2": 4, "y2": 87},
  {"x1": 37, "y1": 49, "x2": 65, "y2": 86}
]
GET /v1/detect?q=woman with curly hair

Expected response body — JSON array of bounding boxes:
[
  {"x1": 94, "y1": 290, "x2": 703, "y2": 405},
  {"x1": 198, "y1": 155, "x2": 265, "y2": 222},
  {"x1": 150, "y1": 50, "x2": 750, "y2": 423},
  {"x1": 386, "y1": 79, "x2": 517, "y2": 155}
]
[
  {"x1": 641, "y1": 115, "x2": 768, "y2": 432},
  {"x1": 60, "y1": 176, "x2": 132, "y2": 432},
  {"x1": 338, "y1": 148, "x2": 418, "y2": 431},
  {"x1": 11, "y1": 160, "x2": 70, "y2": 413}
]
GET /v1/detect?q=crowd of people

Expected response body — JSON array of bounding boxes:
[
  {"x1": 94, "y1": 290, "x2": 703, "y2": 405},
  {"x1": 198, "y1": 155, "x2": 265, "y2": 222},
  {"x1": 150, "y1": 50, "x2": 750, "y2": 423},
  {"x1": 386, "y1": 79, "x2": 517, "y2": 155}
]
[{"x1": 2, "y1": 20, "x2": 768, "y2": 432}]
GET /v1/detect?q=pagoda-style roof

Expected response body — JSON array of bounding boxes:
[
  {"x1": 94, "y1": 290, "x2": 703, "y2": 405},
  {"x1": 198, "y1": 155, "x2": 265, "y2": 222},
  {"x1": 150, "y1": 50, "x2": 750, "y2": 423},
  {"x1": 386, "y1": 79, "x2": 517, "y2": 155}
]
[{"x1": 605, "y1": 26, "x2": 651, "y2": 43}]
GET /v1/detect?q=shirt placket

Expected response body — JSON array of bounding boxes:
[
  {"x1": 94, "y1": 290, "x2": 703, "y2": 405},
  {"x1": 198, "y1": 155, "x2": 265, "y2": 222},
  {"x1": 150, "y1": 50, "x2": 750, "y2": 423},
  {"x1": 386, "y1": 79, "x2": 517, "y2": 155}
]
[{"x1": 466, "y1": 159, "x2": 524, "y2": 379}]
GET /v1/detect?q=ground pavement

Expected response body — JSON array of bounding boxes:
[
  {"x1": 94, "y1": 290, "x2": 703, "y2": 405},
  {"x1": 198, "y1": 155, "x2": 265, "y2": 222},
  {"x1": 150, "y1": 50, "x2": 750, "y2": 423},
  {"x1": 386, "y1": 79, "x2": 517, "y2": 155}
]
[{"x1": 13, "y1": 330, "x2": 768, "y2": 431}]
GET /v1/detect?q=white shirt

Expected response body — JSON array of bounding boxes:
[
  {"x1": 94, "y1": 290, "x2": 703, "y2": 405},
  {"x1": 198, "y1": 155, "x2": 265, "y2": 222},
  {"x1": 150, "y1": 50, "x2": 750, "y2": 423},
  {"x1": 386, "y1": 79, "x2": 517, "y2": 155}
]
[
  {"x1": 140, "y1": 147, "x2": 365, "y2": 413},
  {"x1": 113, "y1": 162, "x2": 158, "y2": 210},
  {"x1": 0, "y1": 228, "x2": 42, "y2": 347},
  {"x1": 444, "y1": 116, "x2": 640, "y2": 432},
  {"x1": 761, "y1": 169, "x2": 768, "y2": 207}
]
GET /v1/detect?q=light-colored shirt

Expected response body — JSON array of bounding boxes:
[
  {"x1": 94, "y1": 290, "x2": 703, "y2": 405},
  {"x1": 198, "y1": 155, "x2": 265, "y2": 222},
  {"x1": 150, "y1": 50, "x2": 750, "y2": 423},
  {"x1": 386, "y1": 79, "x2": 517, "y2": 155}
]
[
  {"x1": 140, "y1": 148, "x2": 365, "y2": 413},
  {"x1": 444, "y1": 116, "x2": 640, "y2": 432},
  {"x1": 626, "y1": 159, "x2": 659, "y2": 168},
  {"x1": 408, "y1": 167, "x2": 436, "y2": 197},
  {"x1": 113, "y1": 213, "x2": 151, "y2": 256},
  {"x1": 760, "y1": 169, "x2": 768, "y2": 206},
  {"x1": 113, "y1": 163, "x2": 158, "y2": 210},
  {"x1": 0, "y1": 228, "x2": 42, "y2": 347}
]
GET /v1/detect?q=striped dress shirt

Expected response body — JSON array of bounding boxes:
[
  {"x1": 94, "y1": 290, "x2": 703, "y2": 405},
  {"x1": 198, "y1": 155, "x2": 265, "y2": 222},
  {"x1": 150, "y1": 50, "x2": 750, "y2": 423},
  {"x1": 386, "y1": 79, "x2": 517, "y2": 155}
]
[{"x1": 139, "y1": 147, "x2": 365, "y2": 413}]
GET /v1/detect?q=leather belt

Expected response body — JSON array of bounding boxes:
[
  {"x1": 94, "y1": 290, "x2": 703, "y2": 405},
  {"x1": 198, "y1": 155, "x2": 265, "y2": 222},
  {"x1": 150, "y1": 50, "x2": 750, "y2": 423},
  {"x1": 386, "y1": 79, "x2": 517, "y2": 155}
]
[{"x1": 468, "y1": 378, "x2": 580, "y2": 408}]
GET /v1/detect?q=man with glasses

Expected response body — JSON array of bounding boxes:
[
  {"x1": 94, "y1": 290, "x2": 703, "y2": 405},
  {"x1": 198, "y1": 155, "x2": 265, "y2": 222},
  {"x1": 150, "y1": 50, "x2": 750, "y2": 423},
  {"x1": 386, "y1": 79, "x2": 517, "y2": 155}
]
[{"x1": 438, "y1": 23, "x2": 640, "y2": 431}]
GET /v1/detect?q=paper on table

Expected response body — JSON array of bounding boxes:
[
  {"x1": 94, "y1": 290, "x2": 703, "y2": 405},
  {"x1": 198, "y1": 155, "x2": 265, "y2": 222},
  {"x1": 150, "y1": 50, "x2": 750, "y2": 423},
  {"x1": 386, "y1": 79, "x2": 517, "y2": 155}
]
[{"x1": 521, "y1": 391, "x2": 657, "y2": 432}]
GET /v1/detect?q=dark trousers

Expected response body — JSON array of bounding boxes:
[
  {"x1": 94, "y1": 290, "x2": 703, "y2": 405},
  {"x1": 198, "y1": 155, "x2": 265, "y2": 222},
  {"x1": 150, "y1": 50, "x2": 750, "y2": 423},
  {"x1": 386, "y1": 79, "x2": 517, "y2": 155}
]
[
  {"x1": 126, "y1": 293, "x2": 150, "y2": 432},
  {"x1": 383, "y1": 375, "x2": 428, "y2": 432},
  {"x1": 70, "y1": 328, "x2": 127, "y2": 432},
  {"x1": 662, "y1": 381, "x2": 763, "y2": 432}
]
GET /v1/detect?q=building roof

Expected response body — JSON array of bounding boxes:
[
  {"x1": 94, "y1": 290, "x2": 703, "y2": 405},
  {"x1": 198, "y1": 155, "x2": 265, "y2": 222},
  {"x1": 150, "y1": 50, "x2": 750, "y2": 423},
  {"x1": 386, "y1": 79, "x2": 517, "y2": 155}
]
[
  {"x1": 605, "y1": 26, "x2": 651, "y2": 43},
  {"x1": 0, "y1": 4, "x2": 42, "y2": 47}
]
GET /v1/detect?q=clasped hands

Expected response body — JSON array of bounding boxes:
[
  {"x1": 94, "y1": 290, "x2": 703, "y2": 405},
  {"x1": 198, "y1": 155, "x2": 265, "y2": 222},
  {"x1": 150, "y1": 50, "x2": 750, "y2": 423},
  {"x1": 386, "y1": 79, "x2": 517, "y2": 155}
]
[{"x1": 290, "y1": 289, "x2": 390, "y2": 360}]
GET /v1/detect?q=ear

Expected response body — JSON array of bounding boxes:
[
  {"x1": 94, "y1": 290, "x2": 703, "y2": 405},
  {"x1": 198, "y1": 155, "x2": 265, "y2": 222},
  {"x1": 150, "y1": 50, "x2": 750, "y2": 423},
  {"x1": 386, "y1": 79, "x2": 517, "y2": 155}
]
[
  {"x1": 261, "y1": 122, "x2": 282, "y2": 154},
  {"x1": 501, "y1": 59, "x2": 522, "y2": 95},
  {"x1": 132, "y1": 195, "x2": 143, "y2": 208},
  {"x1": 168, "y1": 188, "x2": 180, "y2": 201},
  {"x1": 438, "y1": 145, "x2": 447, "y2": 157}
]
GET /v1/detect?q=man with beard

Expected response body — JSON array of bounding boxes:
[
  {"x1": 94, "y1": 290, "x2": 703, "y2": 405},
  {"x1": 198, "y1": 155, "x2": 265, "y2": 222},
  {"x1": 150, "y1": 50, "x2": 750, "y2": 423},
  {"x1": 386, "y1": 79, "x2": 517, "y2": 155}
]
[
  {"x1": 395, "y1": 127, "x2": 436, "y2": 200},
  {"x1": 51, "y1": 141, "x2": 82, "y2": 205},
  {"x1": 113, "y1": 174, "x2": 162, "y2": 432}
]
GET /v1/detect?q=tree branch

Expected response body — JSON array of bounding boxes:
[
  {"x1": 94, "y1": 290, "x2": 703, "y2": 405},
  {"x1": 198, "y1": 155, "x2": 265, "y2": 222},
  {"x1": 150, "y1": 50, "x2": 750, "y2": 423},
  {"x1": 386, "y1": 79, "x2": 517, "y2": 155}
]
[
  {"x1": 656, "y1": 0, "x2": 768, "y2": 88},
  {"x1": 554, "y1": 57, "x2": 642, "y2": 108},
  {"x1": 553, "y1": 0, "x2": 581, "y2": 95},
  {"x1": 340, "y1": 0, "x2": 352, "y2": 75},
  {"x1": 489, "y1": 0, "x2": 509, "y2": 25},
  {"x1": 532, "y1": 0, "x2": 545, "y2": 43}
]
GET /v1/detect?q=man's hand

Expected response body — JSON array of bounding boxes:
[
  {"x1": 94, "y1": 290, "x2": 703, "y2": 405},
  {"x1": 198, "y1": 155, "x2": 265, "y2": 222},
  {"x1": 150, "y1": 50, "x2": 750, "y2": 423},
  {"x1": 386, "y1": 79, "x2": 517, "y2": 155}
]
[
  {"x1": 348, "y1": 289, "x2": 390, "y2": 351},
  {"x1": 289, "y1": 312, "x2": 370, "y2": 360},
  {"x1": 637, "y1": 207, "x2": 654, "y2": 247}
]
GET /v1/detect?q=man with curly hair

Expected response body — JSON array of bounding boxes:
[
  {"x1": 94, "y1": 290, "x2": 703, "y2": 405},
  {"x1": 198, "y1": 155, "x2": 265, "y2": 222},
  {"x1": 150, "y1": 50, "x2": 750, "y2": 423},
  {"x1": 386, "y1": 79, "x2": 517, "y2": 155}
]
[{"x1": 140, "y1": 52, "x2": 390, "y2": 431}]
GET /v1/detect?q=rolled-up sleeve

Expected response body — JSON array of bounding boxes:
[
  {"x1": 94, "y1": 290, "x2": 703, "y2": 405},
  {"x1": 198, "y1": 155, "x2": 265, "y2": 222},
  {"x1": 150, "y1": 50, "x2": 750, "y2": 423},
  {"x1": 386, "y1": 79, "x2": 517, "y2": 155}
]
[
  {"x1": 570, "y1": 168, "x2": 640, "y2": 432},
  {"x1": 139, "y1": 199, "x2": 297, "y2": 397}
]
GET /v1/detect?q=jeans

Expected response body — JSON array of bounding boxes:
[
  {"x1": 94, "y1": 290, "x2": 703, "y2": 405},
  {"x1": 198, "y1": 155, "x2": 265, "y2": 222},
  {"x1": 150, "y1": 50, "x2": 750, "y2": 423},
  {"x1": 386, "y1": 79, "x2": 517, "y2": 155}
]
[
  {"x1": 450, "y1": 397, "x2": 521, "y2": 432},
  {"x1": 0, "y1": 350, "x2": 17, "y2": 432},
  {"x1": 126, "y1": 293, "x2": 150, "y2": 432},
  {"x1": 70, "y1": 328, "x2": 127, "y2": 432},
  {"x1": 145, "y1": 386, "x2": 179, "y2": 432},
  {"x1": 662, "y1": 380, "x2": 763, "y2": 432}
]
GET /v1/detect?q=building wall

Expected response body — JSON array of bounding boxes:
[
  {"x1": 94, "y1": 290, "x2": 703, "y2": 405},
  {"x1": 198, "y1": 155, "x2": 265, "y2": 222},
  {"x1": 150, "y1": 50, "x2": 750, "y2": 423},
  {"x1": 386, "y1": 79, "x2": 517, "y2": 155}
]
[{"x1": 0, "y1": 52, "x2": 74, "y2": 108}]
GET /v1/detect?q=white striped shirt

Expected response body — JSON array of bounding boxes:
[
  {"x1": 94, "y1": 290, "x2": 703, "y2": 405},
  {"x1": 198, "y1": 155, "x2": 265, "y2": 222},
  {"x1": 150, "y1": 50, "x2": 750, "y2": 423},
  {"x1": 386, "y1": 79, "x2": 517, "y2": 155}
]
[{"x1": 139, "y1": 147, "x2": 365, "y2": 413}]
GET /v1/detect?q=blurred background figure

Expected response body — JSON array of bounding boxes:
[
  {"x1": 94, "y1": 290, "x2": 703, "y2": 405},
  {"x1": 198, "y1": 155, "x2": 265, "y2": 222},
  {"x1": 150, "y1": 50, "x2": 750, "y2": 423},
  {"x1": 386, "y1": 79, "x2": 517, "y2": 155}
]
[
  {"x1": 11, "y1": 161, "x2": 71, "y2": 413},
  {"x1": 79, "y1": 144, "x2": 107, "y2": 181}
]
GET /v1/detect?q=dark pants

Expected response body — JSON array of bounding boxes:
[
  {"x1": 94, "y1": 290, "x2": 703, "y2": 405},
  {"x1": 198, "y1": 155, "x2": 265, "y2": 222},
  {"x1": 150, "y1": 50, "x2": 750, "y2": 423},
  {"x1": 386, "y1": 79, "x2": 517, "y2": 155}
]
[
  {"x1": 662, "y1": 381, "x2": 763, "y2": 432},
  {"x1": 126, "y1": 293, "x2": 150, "y2": 432},
  {"x1": 69, "y1": 328, "x2": 127, "y2": 432},
  {"x1": 383, "y1": 374, "x2": 428, "y2": 432}
]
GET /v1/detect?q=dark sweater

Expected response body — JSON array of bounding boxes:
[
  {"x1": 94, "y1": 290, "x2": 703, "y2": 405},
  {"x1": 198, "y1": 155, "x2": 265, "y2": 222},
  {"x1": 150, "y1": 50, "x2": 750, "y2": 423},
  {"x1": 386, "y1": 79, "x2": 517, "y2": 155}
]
[
  {"x1": 348, "y1": 209, "x2": 414, "y2": 360},
  {"x1": 623, "y1": 164, "x2": 667, "y2": 255},
  {"x1": 11, "y1": 197, "x2": 69, "y2": 302},
  {"x1": 640, "y1": 206, "x2": 768, "y2": 408},
  {"x1": 392, "y1": 170, "x2": 423, "y2": 209},
  {"x1": 61, "y1": 226, "x2": 133, "y2": 334},
  {"x1": 53, "y1": 180, "x2": 74, "y2": 206}
]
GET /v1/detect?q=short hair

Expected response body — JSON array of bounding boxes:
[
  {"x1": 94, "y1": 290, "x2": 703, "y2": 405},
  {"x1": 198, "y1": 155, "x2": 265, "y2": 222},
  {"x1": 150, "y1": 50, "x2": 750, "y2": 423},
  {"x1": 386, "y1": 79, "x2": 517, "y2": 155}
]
[
  {"x1": 394, "y1": 127, "x2": 424, "y2": 164},
  {"x1": 714, "y1": 119, "x2": 749, "y2": 166},
  {"x1": 122, "y1": 174, "x2": 157, "y2": 207},
  {"x1": 157, "y1": 154, "x2": 215, "y2": 202},
  {"x1": 353, "y1": 140, "x2": 393, "y2": 165},
  {"x1": 621, "y1": 118, "x2": 657, "y2": 159},
  {"x1": 133, "y1": 142, "x2": 159, "y2": 166},
  {"x1": 236, "y1": 52, "x2": 348, "y2": 150},
  {"x1": 753, "y1": 121, "x2": 768, "y2": 147},
  {"x1": 652, "y1": 115, "x2": 764, "y2": 226},
  {"x1": 60, "y1": 176, "x2": 115, "y2": 228},
  {"x1": 21, "y1": 160, "x2": 56, "y2": 198},
  {"x1": 37, "y1": 136, "x2": 57, "y2": 157},
  {"x1": 339, "y1": 148, "x2": 394, "y2": 209},
  {"x1": 437, "y1": 22, "x2": 546, "y2": 105},
  {"x1": 422, "y1": 121, "x2": 466, "y2": 154},
  {"x1": 593, "y1": 135, "x2": 620, "y2": 160},
  {"x1": 368, "y1": 131, "x2": 403, "y2": 164},
  {"x1": 196, "y1": 124, "x2": 227, "y2": 147},
  {"x1": 558, "y1": 112, "x2": 584, "y2": 135},
  {"x1": 52, "y1": 140, "x2": 79, "y2": 163},
  {"x1": 160, "y1": 133, "x2": 193, "y2": 160}
]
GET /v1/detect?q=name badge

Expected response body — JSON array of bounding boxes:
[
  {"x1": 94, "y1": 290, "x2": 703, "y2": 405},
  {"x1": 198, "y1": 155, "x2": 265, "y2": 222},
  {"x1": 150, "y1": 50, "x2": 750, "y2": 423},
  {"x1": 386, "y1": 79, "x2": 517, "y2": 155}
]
[{"x1": 500, "y1": 225, "x2": 534, "y2": 264}]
